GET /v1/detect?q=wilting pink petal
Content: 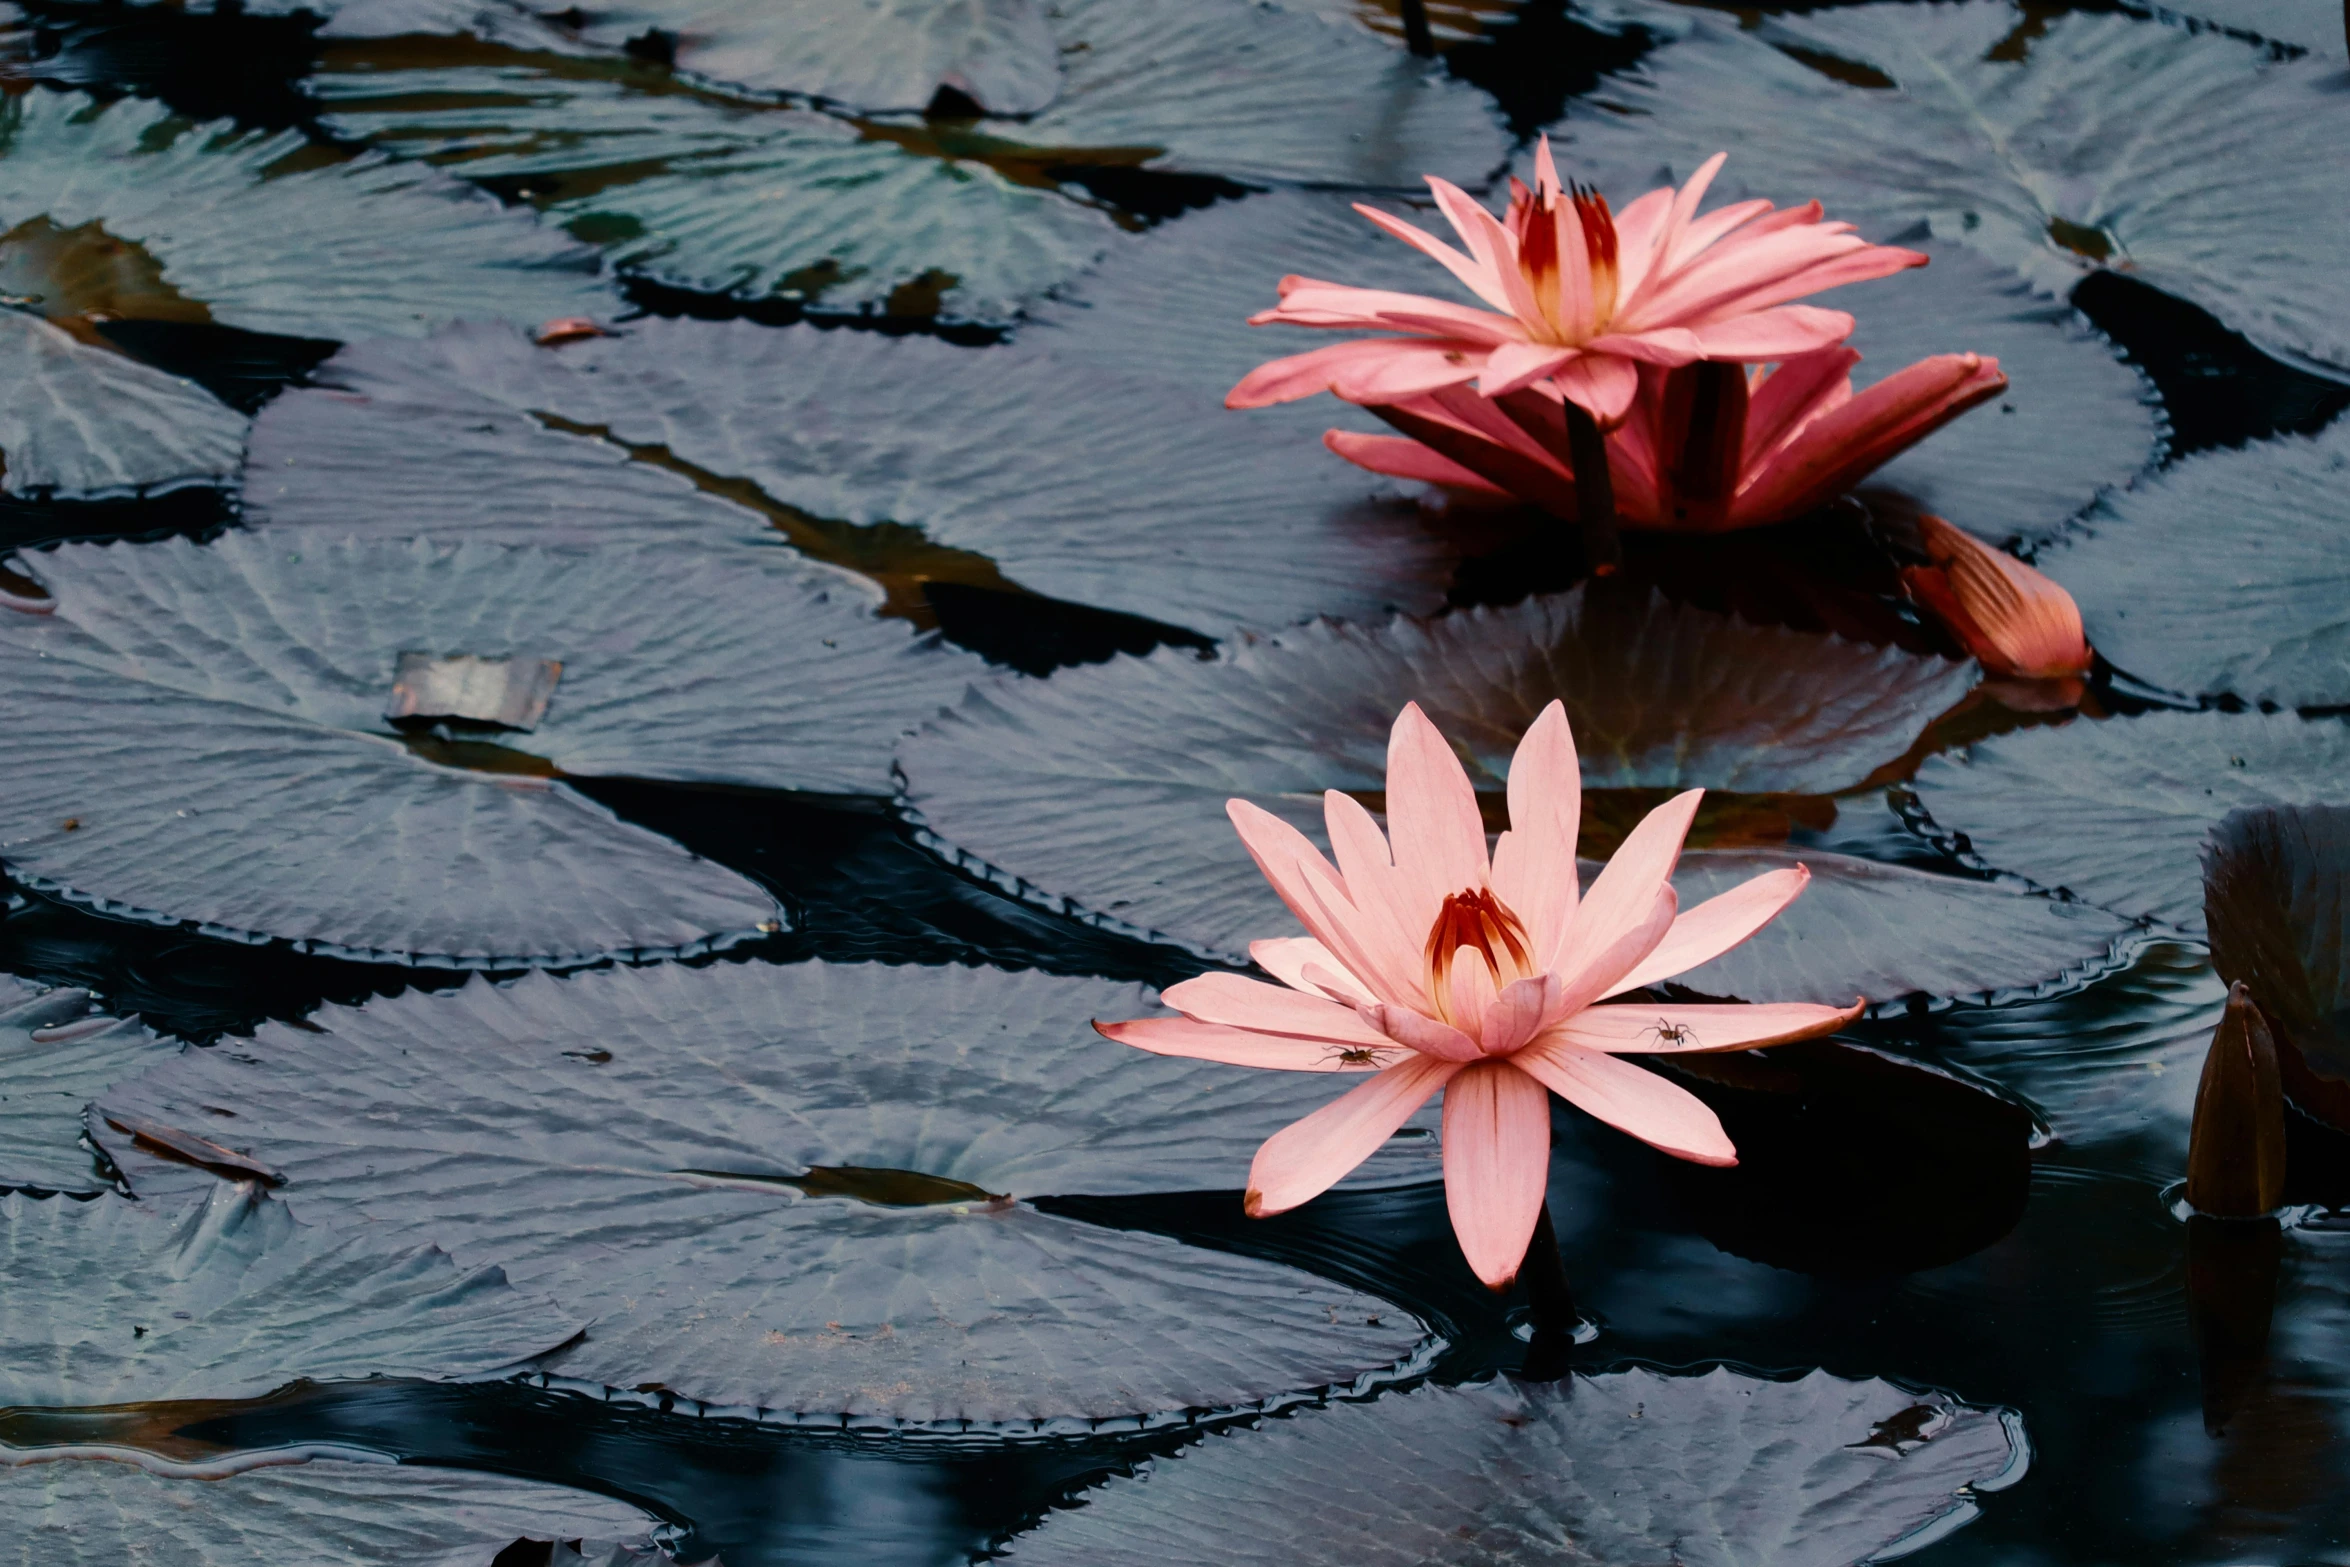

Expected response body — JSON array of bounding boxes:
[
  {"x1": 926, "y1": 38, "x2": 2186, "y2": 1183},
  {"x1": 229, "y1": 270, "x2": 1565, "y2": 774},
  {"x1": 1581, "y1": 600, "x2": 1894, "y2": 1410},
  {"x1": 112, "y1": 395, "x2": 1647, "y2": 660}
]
[
  {"x1": 1901, "y1": 513, "x2": 2092, "y2": 679},
  {"x1": 1251, "y1": 936, "x2": 1378, "y2": 1005},
  {"x1": 1733, "y1": 353, "x2": 2008, "y2": 527},
  {"x1": 1360, "y1": 402, "x2": 1581, "y2": 516},
  {"x1": 1384, "y1": 702, "x2": 1490, "y2": 927},
  {"x1": 1739, "y1": 347, "x2": 1859, "y2": 470},
  {"x1": 1549, "y1": 998, "x2": 1864, "y2": 1053},
  {"x1": 1442, "y1": 1061, "x2": 1554, "y2": 1287},
  {"x1": 1161, "y1": 973, "x2": 1395, "y2": 1045},
  {"x1": 1512, "y1": 1042, "x2": 1738, "y2": 1165},
  {"x1": 1246, "y1": 1053, "x2": 1462, "y2": 1215},
  {"x1": 1605, "y1": 865, "x2": 1809, "y2": 997},
  {"x1": 1096, "y1": 1017, "x2": 1390, "y2": 1072}
]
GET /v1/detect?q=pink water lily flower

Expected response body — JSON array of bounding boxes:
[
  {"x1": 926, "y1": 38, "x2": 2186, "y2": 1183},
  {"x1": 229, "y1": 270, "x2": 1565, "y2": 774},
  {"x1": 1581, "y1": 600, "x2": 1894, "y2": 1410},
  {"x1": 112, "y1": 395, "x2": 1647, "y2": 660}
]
[
  {"x1": 1325, "y1": 346, "x2": 2008, "y2": 531},
  {"x1": 1225, "y1": 140, "x2": 1926, "y2": 425},
  {"x1": 1094, "y1": 701, "x2": 1863, "y2": 1290}
]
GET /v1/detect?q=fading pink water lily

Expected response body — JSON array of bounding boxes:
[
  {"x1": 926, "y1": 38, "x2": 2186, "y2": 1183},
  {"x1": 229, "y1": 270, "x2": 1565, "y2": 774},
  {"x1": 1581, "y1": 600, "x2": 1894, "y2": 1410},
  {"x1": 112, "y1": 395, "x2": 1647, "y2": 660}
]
[
  {"x1": 1325, "y1": 346, "x2": 2008, "y2": 532},
  {"x1": 1094, "y1": 701, "x2": 1863, "y2": 1289},
  {"x1": 1226, "y1": 141, "x2": 1926, "y2": 425}
]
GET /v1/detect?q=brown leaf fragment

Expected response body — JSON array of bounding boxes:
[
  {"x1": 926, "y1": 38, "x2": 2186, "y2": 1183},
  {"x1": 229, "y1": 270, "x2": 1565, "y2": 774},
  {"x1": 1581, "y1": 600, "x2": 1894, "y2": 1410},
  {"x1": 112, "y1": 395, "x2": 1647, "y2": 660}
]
[{"x1": 2185, "y1": 983, "x2": 2287, "y2": 1217}]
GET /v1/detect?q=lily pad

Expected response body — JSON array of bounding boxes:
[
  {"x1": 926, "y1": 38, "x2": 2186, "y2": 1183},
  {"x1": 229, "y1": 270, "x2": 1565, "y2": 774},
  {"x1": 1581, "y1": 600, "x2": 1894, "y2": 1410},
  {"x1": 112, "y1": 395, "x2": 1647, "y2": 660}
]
[
  {"x1": 310, "y1": 46, "x2": 1123, "y2": 324},
  {"x1": 2, "y1": 1459, "x2": 664, "y2": 1566},
  {"x1": 0, "y1": 1183, "x2": 578, "y2": 1405},
  {"x1": 0, "y1": 976, "x2": 174, "y2": 1192},
  {"x1": 0, "y1": 529, "x2": 987, "y2": 966},
  {"x1": 1907, "y1": 710, "x2": 2350, "y2": 935},
  {"x1": 1554, "y1": 2, "x2": 2350, "y2": 373},
  {"x1": 0, "y1": 87, "x2": 610, "y2": 341},
  {"x1": 91, "y1": 960, "x2": 1431, "y2": 1426},
  {"x1": 2161, "y1": 0, "x2": 2339, "y2": 55},
  {"x1": 2037, "y1": 423, "x2": 2350, "y2": 707},
  {"x1": 2203, "y1": 804, "x2": 2350, "y2": 1122},
  {"x1": 240, "y1": 318, "x2": 1453, "y2": 638},
  {"x1": 998, "y1": 1367, "x2": 2026, "y2": 1567},
  {"x1": 0, "y1": 309, "x2": 249, "y2": 498}
]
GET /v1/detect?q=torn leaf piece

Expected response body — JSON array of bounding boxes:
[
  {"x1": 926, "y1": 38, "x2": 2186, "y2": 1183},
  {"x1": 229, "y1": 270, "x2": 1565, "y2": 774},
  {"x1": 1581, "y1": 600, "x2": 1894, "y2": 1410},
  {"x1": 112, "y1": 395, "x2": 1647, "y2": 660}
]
[
  {"x1": 93, "y1": 962, "x2": 1430, "y2": 1425},
  {"x1": 242, "y1": 319, "x2": 1453, "y2": 639},
  {"x1": 0, "y1": 533, "x2": 978, "y2": 966},
  {"x1": 997, "y1": 1369, "x2": 2026, "y2": 1567},
  {"x1": 0, "y1": 1184, "x2": 579, "y2": 1405},
  {"x1": 2, "y1": 1458, "x2": 666, "y2": 1566},
  {"x1": 0, "y1": 308, "x2": 248, "y2": 497},
  {"x1": 1554, "y1": 3, "x2": 2350, "y2": 372},
  {"x1": 1909, "y1": 711, "x2": 2350, "y2": 935},
  {"x1": 387, "y1": 653, "x2": 563, "y2": 731},
  {"x1": 0, "y1": 976, "x2": 175, "y2": 1193},
  {"x1": 0, "y1": 88, "x2": 610, "y2": 342}
]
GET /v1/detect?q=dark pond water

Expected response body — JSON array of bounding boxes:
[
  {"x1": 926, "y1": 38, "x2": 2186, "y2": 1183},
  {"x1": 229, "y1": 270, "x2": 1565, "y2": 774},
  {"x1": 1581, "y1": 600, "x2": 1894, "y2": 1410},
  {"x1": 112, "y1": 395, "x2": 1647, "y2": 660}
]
[{"x1": 3, "y1": 0, "x2": 2350, "y2": 1562}]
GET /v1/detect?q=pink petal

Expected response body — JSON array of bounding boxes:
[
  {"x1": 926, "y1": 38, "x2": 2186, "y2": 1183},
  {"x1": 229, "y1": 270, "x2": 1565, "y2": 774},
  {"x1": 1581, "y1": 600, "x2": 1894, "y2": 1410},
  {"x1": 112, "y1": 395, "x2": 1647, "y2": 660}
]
[
  {"x1": 1551, "y1": 788, "x2": 1702, "y2": 987},
  {"x1": 1607, "y1": 185, "x2": 1678, "y2": 302},
  {"x1": 1252, "y1": 936, "x2": 1379, "y2": 1005},
  {"x1": 1441, "y1": 1060, "x2": 1555, "y2": 1288},
  {"x1": 1364, "y1": 1002, "x2": 1484, "y2": 1062},
  {"x1": 1429, "y1": 179, "x2": 1543, "y2": 331},
  {"x1": 1321, "y1": 790, "x2": 1435, "y2": 1007},
  {"x1": 1227, "y1": 338, "x2": 1424, "y2": 409},
  {"x1": 1383, "y1": 702, "x2": 1490, "y2": 928},
  {"x1": 1362, "y1": 188, "x2": 1508, "y2": 312},
  {"x1": 1549, "y1": 998, "x2": 1865, "y2": 1053},
  {"x1": 1656, "y1": 151, "x2": 1732, "y2": 275},
  {"x1": 1327, "y1": 342, "x2": 1490, "y2": 404},
  {"x1": 1325, "y1": 430, "x2": 1514, "y2": 495},
  {"x1": 1481, "y1": 972, "x2": 1564, "y2": 1057},
  {"x1": 1555, "y1": 883, "x2": 1678, "y2": 1016},
  {"x1": 1683, "y1": 304, "x2": 1855, "y2": 361},
  {"x1": 1900, "y1": 513, "x2": 2092, "y2": 679},
  {"x1": 1271, "y1": 284, "x2": 1524, "y2": 345},
  {"x1": 1734, "y1": 353, "x2": 2006, "y2": 527},
  {"x1": 1489, "y1": 700, "x2": 1580, "y2": 961},
  {"x1": 1553, "y1": 353, "x2": 1639, "y2": 423},
  {"x1": 1582, "y1": 327, "x2": 1706, "y2": 367},
  {"x1": 1740, "y1": 347, "x2": 1858, "y2": 471},
  {"x1": 1476, "y1": 341, "x2": 1576, "y2": 398},
  {"x1": 1246, "y1": 1053, "x2": 1462, "y2": 1215},
  {"x1": 1096, "y1": 1016, "x2": 1391, "y2": 1072},
  {"x1": 1227, "y1": 798, "x2": 1346, "y2": 931},
  {"x1": 1359, "y1": 402, "x2": 1580, "y2": 517},
  {"x1": 1605, "y1": 865, "x2": 1810, "y2": 997},
  {"x1": 1161, "y1": 972, "x2": 1395, "y2": 1045},
  {"x1": 1512, "y1": 1041, "x2": 1737, "y2": 1165}
]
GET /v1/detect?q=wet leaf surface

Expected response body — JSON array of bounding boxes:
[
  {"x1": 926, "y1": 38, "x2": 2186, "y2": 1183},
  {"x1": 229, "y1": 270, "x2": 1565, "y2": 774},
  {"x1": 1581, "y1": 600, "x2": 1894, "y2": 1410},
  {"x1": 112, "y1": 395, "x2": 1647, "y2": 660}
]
[
  {"x1": 0, "y1": 309, "x2": 247, "y2": 497},
  {"x1": 1, "y1": 1457, "x2": 663, "y2": 1566},
  {"x1": 1554, "y1": 2, "x2": 2350, "y2": 372},
  {"x1": 92, "y1": 961, "x2": 1432, "y2": 1425},
  {"x1": 1907, "y1": 710, "x2": 2350, "y2": 935},
  {"x1": 242, "y1": 318, "x2": 1453, "y2": 639},
  {"x1": 0, "y1": 1184, "x2": 578, "y2": 1405},
  {"x1": 0, "y1": 975, "x2": 173, "y2": 1192},
  {"x1": 2041, "y1": 423, "x2": 2350, "y2": 708},
  {"x1": 998, "y1": 1367, "x2": 2024, "y2": 1567},
  {"x1": 0, "y1": 531, "x2": 994, "y2": 965}
]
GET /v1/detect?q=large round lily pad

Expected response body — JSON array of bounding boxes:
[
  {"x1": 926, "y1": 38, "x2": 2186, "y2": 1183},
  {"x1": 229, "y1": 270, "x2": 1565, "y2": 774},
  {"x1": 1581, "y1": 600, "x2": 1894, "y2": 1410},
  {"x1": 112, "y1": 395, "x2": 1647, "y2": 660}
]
[
  {"x1": 0, "y1": 1184, "x2": 578, "y2": 1405},
  {"x1": 1554, "y1": 2, "x2": 2350, "y2": 373},
  {"x1": 999, "y1": 1367, "x2": 2027, "y2": 1567},
  {"x1": 900, "y1": 583, "x2": 2127, "y2": 1002},
  {"x1": 2, "y1": 1459, "x2": 665, "y2": 1566},
  {"x1": 310, "y1": 47, "x2": 1124, "y2": 325},
  {"x1": 1907, "y1": 710, "x2": 2350, "y2": 936},
  {"x1": 0, "y1": 87, "x2": 610, "y2": 343},
  {"x1": 2038, "y1": 423, "x2": 2350, "y2": 707},
  {"x1": 91, "y1": 960, "x2": 1432, "y2": 1427},
  {"x1": 0, "y1": 976, "x2": 174, "y2": 1193},
  {"x1": 1034, "y1": 194, "x2": 2160, "y2": 545},
  {"x1": 0, "y1": 309, "x2": 248, "y2": 498},
  {"x1": 0, "y1": 530, "x2": 984, "y2": 966},
  {"x1": 240, "y1": 318, "x2": 1452, "y2": 639}
]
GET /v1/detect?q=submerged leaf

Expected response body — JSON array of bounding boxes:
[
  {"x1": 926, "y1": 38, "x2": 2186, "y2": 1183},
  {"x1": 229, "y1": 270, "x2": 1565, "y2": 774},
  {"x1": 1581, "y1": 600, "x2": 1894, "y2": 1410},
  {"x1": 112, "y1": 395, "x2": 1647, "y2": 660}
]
[
  {"x1": 2039, "y1": 423, "x2": 2350, "y2": 708},
  {"x1": 998, "y1": 1368, "x2": 2025, "y2": 1567},
  {"x1": 0, "y1": 532, "x2": 982, "y2": 965},
  {"x1": 92, "y1": 961, "x2": 1431, "y2": 1425},
  {"x1": 242, "y1": 319, "x2": 1452, "y2": 638},
  {"x1": 2, "y1": 1459, "x2": 662, "y2": 1566},
  {"x1": 1555, "y1": 3, "x2": 2350, "y2": 372},
  {"x1": 0, "y1": 977, "x2": 174, "y2": 1193},
  {"x1": 1908, "y1": 711, "x2": 2350, "y2": 934},
  {"x1": 0, "y1": 87, "x2": 610, "y2": 341},
  {"x1": 0, "y1": 1184, "x2": 578, "y2": 1405}
]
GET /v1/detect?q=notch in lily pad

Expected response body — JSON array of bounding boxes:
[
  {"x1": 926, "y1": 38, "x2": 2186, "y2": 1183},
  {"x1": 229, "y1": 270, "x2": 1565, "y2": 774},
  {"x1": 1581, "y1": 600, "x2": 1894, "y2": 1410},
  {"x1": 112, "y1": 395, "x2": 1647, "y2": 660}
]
[{"x1": 386, "y1": 652, "x2": 564, "y2": 732}]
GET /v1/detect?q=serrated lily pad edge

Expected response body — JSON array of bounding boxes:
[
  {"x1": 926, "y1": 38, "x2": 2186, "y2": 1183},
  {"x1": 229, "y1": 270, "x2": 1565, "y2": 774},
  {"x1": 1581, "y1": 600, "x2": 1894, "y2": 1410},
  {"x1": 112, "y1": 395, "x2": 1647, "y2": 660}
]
[
  {"x1": 1891, "y1": 780, "x2": 2186, "y2": 936},
  {"x1": 0, "y1": 862, "x2": 780, "y2": 972}
]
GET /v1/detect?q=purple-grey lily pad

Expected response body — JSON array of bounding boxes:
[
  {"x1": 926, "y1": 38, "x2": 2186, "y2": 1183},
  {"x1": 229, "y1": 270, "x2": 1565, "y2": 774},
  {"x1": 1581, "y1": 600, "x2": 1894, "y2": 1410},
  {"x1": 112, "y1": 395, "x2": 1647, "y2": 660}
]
[
  {"x1": 0, "y1": 531, "x2": 982, "y2": 966},
  {"x1": 998, "y1": 1367, "x2": 2027, "y2": 1567},
  {"x1": 1033, "y1": 197, "x2": 2160, "y2": 545},
  {"x1": 1907, "y1": 711, "x2": 2350, "y2": 936},
  {"x1": 2159, "y1": 0, "x2": 2338, "y2": 55},
  {"x1": 2037, "y1": 423, "x2": 2350, "y2": 707},
  {"x1": 0, "y1": 310, "x2": 249, "y2": 498},
  {"x1": 1553, "y1": 3, "x2": 2350, "y2": 374},
  {"x1": 91, "y1": 960, "x2": 1431, "y2": 1427},
  {"x1": 0, "y1": 977, "x2": 174, "y2": 1193},
  {"x1": 0, "y1": 1183, "x2": 579, "y2": 1406},
  {"x1": 0, "y1": 88, "x2": 611, "y2": 342},
  {"x1": 241, "y1": 318, "x2": 1453, "y2": 638},
  {"x1": 899, "y1": 582, "x2": 2126, "y2": 1003},
  {"x1": 1, "y1": 1459, "x2": 666, "y2": 1566}
]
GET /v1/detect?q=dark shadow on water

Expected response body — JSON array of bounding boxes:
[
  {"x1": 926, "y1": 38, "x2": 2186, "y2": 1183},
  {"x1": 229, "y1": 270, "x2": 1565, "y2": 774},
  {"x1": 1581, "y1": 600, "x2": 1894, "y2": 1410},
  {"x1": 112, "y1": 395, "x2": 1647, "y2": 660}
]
[
  {"x1": 94, "y1": 318, "x2": 342, "y2": 417},
  {"x1": 2, "y1": 0, "x2": 325, "y2": 132},
  {"x1": 0, "y1": 484, "x2": 232, "y2": 553}
]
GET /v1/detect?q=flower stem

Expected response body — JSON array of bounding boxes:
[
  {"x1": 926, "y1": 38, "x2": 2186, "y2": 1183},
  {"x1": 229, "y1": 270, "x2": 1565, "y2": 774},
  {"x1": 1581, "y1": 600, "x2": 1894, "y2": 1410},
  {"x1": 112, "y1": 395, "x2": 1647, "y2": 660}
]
[
  {"x1": 1515, "y1": 1203, "x2": 1581, "y2": 1382},
  {"x1": 1558, "y1": 398, "x2": 1622, "y2": 577},
  {"x1": 1399, "y1": 0, "x2": 1435, "y2": 56}
]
